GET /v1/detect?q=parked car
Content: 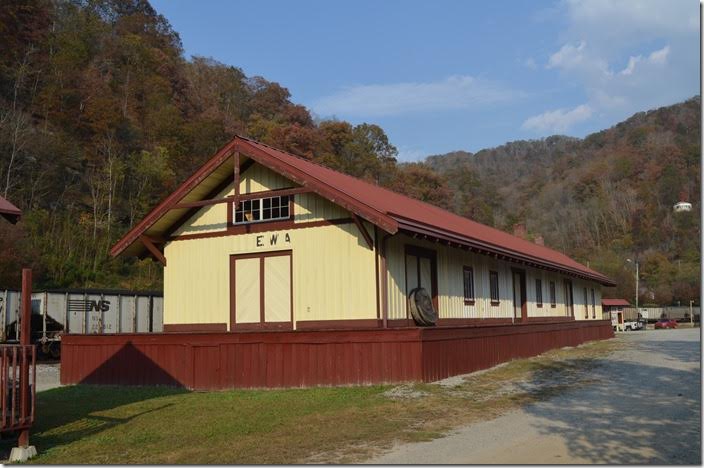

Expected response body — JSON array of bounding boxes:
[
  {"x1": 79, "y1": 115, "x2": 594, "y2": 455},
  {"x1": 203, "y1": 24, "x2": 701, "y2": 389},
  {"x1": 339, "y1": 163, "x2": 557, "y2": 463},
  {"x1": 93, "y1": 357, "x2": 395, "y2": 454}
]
[{"x1": 654, "y1": 318, "x2": 678, "y2": 329}]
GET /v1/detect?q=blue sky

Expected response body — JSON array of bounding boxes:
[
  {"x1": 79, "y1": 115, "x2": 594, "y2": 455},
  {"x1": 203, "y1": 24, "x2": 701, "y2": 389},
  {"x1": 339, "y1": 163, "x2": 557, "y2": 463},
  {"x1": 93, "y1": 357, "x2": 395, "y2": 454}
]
[{"x1": 151, "y1": 0, "x2": 699, "y2": 161}]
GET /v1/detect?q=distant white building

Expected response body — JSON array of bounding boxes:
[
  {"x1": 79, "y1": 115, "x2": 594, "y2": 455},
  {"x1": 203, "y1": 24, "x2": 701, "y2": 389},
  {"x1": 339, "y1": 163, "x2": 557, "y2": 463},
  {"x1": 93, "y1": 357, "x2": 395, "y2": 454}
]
[{"x1": 673, "y1": 201, "x2": 692, "y2": 212}]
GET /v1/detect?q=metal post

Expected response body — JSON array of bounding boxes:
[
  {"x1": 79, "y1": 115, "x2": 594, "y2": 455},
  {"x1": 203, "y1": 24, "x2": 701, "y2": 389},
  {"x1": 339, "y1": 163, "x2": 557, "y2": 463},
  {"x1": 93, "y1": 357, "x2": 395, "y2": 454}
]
[
  {"x1": 64, "y1": 292, "x2": 69, "y2": 337},
  {"x1": 148, "y1": 296, "x2": 154, "y2": 333},
  {"x1": 132, "y1": 295, "x2": 137, "y2": 332},
  {"x1": 42, "y1": 292, "x2": 47, "y2": 347},
  {"x1": 83, "y1": 292, "x2": 87, "y2": 334},
  {"x1": 100, "y1": 292, "x2": 105, "y2": 333},
  {"x1": 117, "y1": 294, "x2": 122, "y2": 333}
]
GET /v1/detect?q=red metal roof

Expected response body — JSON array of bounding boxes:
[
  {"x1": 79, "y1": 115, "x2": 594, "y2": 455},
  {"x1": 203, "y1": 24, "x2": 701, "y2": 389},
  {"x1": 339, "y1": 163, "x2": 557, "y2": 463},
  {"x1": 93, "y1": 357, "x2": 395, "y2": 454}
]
[
  {"x1": 111, "y1": 135, "x2": 615, "y2": 285},
  {"x1": 601, "y1": 298, "x2": 631, "y2": 307},
  {"x1": 0, "y1": 195, "x2": 21, "y2": 223}
]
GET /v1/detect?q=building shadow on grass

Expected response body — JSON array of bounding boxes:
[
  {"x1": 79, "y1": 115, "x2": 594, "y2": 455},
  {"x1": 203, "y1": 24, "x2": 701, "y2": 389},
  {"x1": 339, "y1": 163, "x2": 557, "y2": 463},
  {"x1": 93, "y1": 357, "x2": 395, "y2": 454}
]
[
  {"x1": 518, "y1": 336, "x2": 701, "y2": 464},
  {"x1": 0, "y1": 342, "x2": 190, "y2": 461}
]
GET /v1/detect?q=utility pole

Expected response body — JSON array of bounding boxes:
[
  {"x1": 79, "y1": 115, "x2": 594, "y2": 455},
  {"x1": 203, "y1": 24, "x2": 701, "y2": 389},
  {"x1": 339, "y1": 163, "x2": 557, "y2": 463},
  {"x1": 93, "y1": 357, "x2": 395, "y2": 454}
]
[
  {"x1": 627, "y1": 258, "x2": 640, "y2": 328},
  {"x1": 635, "y1": 261, "x2": 639, "y2": 314}
]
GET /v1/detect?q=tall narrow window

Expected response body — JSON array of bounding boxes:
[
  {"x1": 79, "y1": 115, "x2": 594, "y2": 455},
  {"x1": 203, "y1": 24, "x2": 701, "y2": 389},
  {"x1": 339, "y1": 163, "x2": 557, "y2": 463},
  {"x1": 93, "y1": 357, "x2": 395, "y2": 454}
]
[
  {"x1": 489, "y1": 271, "x2": 500, "y2": 305},
  {"x1": 549, "y1": 281, "x2": 556, "y2": 307},
  {"x1": 591, "y1": 288, "x2": 596, "y2": 319},
  {"x1": 463, "y1": 267, "x2": 475, "y2": 304},
  {"x1": 583, "y1": 288, "x2": 589, "y2": 318},
  {"x1": 535, "y1": 279, "x2": 543, "y2": 307}
]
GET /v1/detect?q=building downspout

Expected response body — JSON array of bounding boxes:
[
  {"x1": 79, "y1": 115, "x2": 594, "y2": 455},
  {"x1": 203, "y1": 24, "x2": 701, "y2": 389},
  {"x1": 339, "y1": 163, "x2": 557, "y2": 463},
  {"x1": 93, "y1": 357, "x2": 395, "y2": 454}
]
[{"x1": 380, "y1": 233, "x2": 393, "y2": 328}]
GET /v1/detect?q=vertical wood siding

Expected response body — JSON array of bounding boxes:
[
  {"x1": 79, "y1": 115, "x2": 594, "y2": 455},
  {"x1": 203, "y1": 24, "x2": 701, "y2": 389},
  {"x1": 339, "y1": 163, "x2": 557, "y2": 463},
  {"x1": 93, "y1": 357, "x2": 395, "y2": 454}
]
[
  {"x1": 166, "y1": 161, "x2": 604, "y2": 330},
  {"x1": 164, "y1": 223, "x2": 377, "y2": 328},
  {"x1": 294, "y1": 192, "x2": 348, "y2": 223},
  {"x1": 385, "y1": 234, "x2": 604, "y2": 322},
  {"x1": 165, "y1": 161, "x2": 378, "y2": 328},
  {"x1": 60, "y1": 321, "x2": 613, "y2": 389},
  {"x1": 173, "y1": 163, "x2": 316, "y2": 237},
  {"x1": 420, "y1": 320, "x2": 613, "y2": 381}
]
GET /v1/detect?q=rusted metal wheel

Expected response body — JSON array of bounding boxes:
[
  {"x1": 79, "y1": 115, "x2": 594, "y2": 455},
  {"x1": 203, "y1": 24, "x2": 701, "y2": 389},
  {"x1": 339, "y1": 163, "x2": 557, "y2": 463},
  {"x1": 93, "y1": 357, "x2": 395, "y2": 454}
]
[{"x1": 408, "y1": 287, "x2": 437, "y2": 326}]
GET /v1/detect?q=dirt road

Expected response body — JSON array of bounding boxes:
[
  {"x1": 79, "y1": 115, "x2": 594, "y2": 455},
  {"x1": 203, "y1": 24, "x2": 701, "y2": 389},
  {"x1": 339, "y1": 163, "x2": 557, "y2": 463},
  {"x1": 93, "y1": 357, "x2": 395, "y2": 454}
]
[{"x1": 368, "y1": 328, "x2": 701, "y2": 464}]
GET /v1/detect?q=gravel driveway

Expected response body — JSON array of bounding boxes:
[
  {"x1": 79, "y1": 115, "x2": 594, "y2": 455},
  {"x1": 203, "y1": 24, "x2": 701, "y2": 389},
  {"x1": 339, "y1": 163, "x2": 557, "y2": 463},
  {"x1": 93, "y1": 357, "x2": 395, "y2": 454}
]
[{"x1": 368, "y1": 328, "x2": 701, "y2": 464}]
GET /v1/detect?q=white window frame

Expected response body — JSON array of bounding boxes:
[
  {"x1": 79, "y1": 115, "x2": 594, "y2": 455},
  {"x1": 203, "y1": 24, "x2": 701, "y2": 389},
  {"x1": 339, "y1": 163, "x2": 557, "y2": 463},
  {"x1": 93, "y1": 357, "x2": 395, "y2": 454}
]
[{"x1": 234, "y1": 195, "x2": 291, "y2": 225}]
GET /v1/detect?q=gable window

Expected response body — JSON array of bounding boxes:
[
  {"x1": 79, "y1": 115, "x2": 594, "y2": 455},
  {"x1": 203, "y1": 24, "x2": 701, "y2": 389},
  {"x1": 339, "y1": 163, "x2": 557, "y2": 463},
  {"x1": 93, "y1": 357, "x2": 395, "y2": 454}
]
[
  {"x1": 463, "y1": 267, "x2": 475, "y2": 305},
  {"x1": 549, "y1": 281, "x2": 556, "y2": 307},
  {"x1": 234, "y1": 195, "x2": 290, "y2": 224},
  {"x1": 535, "y1": 279, "x2": 543, "y2": 307},
  {"x1": 583, "y1": 287, "x2": 589, "y2": 319},
  {"x1": 591, "y1": 288, "x2": 596, "y2": 319},
  {"x1": 489, "y1": 271, "x2": 500, "y2": 305}
]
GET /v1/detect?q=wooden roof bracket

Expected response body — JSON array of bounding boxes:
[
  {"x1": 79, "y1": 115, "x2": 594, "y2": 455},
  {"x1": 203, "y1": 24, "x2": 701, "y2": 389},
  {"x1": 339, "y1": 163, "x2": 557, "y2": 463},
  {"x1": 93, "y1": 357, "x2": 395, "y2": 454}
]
[
  {"x1": 140, "y1": 235, "x2": 166, "y2": 267},
  {"x1": 352, "y1": 213, "x2": 374, "y2": 249}
]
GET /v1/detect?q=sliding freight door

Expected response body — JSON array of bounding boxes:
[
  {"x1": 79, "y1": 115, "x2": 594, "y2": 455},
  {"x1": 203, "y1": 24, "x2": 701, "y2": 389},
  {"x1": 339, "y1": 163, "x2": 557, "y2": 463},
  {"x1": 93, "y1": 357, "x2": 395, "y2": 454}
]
[
  {"x1": 404, "y1": 245, "x2": 438, "y2": 316},
  {"x1": 230, "y1": 251, "x2": 292, "y2": 330}
]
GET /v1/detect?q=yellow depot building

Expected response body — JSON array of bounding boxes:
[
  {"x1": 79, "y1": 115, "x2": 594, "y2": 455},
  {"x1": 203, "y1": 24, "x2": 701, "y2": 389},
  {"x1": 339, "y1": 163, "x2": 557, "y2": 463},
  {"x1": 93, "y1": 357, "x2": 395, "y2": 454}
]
[{"x1": 111, "y1": 136, "x2": 614, "y2": 333}]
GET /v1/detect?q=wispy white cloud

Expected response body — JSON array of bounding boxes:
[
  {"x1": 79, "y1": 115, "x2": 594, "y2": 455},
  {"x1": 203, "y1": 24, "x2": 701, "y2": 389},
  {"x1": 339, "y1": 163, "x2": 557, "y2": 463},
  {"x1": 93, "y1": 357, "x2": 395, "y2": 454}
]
[
  {"x1": 619, "y1": 45, "x2": 670, "y2": 75},
  {"x1": 563, "y1": 0, "x2": 697, "y2": 53},
  {"x1": 548, "y1": 41, "x2": 608, "y2": 75},
  {"x1": 312, "y1": 75, "x2": 524, "y2": 117},
  {"x1": 524, "y1": 0, "x2": 695, "y2": 136},
  {"x1": 522, "y1": 104, "x2": 593, "y2": 133},
  {"x1": 647, "y1": 45, "x2": 670, "y2": 65}
]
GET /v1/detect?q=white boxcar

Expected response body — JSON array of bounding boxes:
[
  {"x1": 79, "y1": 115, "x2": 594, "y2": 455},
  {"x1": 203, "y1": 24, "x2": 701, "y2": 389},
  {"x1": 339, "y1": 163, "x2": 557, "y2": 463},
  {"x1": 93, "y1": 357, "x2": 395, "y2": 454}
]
[
  {"x1": 0, "y1": 289, "x2": 21, "y2": 341},
  {"x1": 1, "y1": 289, "x2": 163, "y2": 355}
]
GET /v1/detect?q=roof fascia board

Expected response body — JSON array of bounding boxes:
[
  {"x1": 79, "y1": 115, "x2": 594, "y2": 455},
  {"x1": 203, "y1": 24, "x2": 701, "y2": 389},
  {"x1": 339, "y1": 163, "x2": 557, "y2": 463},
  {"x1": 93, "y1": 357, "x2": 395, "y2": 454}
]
[
  {"x1": 394, "y1": 217, "x2": 615, "y2": 286},
  {"x1": 110, "y1": 139, "x2": 239, "y2": 257},
  {"x1": 111, "y1": 136, "x2": 398, "y2": 258}
]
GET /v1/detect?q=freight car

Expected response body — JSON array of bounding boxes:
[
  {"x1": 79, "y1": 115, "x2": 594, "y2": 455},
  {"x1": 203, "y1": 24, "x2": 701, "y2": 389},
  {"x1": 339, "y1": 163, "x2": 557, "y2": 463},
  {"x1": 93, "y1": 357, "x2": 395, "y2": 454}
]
[{"x1": 0, "y1": 289, "x2": 163, "y2": 358}]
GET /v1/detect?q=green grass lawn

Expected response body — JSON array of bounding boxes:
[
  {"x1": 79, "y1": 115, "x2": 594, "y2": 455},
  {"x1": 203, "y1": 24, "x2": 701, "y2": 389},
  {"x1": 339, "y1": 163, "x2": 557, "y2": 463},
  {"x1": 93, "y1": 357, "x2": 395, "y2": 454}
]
[{"x1": 4, "y1": 338, "x2": 622, "y2": 464}]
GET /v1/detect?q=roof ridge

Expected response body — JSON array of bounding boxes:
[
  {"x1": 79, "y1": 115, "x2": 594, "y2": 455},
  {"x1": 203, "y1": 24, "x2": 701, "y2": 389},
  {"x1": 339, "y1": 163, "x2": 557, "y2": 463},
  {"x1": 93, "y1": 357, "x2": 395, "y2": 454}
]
[
  {"x1": 236, "y1": 134, "x2": 476, "y2": 219},
  {"x1": 235, "y1": 136, "x2": 615, "y2": 280},
  {"x1": 236, "y1": 133, "x2": 396, "y2": 216}
]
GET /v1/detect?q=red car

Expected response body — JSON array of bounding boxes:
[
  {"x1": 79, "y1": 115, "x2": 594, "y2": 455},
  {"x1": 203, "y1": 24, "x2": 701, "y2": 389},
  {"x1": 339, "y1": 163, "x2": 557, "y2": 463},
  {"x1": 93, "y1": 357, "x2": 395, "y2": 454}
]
[{"x1": 654, "y1": 318, "x2": 678, "y2": 329}]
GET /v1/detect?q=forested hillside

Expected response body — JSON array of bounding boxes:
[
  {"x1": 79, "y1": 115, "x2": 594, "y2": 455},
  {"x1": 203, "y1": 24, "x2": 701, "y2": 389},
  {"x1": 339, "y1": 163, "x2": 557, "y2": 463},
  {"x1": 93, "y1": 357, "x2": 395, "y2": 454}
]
[
  {"x1": 0, "y1": 0, "x2": 409, "y2": 289},
  {"x1": 0, "y1": 0, "x2": 699, "y2": 306},
  {"x1": 427, "y1": 97, "x2": 701, "y2": 305}
]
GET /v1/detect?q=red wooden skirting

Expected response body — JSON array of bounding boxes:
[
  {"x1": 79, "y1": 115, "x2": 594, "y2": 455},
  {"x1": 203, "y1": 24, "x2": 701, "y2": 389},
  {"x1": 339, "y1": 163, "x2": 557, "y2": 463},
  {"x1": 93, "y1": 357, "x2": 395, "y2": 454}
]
[{"x1": 60, "y1": 320, "x2": 613, "y2": 390}]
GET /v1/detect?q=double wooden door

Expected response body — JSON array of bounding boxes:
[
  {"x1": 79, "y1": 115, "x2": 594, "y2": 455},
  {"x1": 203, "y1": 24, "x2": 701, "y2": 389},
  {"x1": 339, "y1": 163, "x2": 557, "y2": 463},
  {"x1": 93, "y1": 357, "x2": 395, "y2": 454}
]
[{"x1": 230, "y1": 251, "x2": 292, "y2": 330}]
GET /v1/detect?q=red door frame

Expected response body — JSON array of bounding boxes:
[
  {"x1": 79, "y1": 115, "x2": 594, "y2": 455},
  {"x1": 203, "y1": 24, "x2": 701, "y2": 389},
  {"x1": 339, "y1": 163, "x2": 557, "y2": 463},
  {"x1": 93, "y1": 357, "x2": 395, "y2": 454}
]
[
  {"x1": 403, "y1": 245, "x2": 439, "y2": 316},
  {"x1": 511, "y1": 268, "x2": 528, "y2": 322},
  {"x1": 229, "y1": 250, "x2": 293, "y2": 331},
  {"x1": 564, "y1": 279, "x2": 574, "y2": 317}
]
